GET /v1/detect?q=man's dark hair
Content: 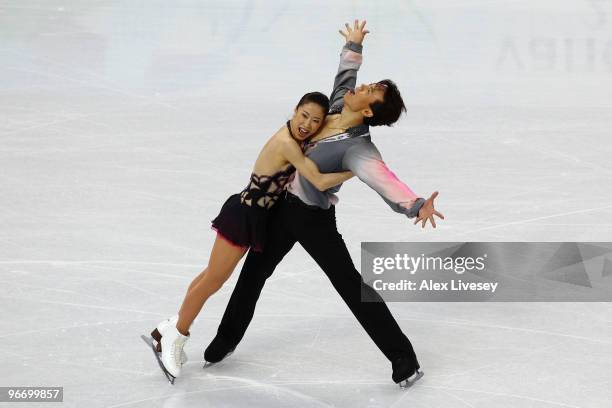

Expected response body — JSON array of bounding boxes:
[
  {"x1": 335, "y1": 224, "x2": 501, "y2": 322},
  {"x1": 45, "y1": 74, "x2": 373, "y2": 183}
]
[
  {"x1": 363, "y1": 79, "x2": 406, "y2": 127},
  {"x1": 296, "y1": 91, "x2": 330, "y2": 114}
]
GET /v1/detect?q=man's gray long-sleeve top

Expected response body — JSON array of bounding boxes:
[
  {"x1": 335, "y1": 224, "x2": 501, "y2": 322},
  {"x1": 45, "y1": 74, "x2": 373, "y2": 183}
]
[{"x1": 286, "y1": 41, "x2": 425, "y2": 218}]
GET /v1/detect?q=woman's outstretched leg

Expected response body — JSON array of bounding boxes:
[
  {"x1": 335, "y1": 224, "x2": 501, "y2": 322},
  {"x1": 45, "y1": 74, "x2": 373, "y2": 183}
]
[
  {"x1": 155, "y1": 234, "x2": 246, "y2": 380},
  {"x1": 176, "y1": 234, "x2": 247, "y2": 335}
]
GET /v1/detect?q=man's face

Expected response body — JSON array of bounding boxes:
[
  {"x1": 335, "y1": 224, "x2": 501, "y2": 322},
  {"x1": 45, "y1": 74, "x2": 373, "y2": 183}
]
[{"x1": 343, "y1": 83, "x2": 386, "y2": 115}]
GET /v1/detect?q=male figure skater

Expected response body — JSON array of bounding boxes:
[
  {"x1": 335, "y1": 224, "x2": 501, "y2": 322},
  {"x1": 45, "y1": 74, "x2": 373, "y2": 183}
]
[{"x1": 205, "y1": 20, "x2": 443, "y2": 386}]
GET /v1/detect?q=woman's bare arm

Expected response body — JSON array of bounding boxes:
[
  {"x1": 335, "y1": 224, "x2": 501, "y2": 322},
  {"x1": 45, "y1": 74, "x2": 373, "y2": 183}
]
[{"x1": 278, "y1": 137, "x2": 353, "y2": 191}]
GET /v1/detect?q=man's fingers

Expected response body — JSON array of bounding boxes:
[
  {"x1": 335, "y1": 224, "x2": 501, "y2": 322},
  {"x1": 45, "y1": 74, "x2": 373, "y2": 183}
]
[
  {"x1": 354, "y1": 19, "x2": 359, "y2": 30},
  {"x1": 363, "y1": 30, "x2": 370, "y2": 35},
  {"x1": 360, "y1": 20, "x2": 367, "y2": 31},
  {"x1": 429, "y1": 191, "x2": 439, "y2": 201},
  {"x1": 345, "y1": 22, "x2": 352, "y2": 32},
  {"x1": 434, "y1": 211, "x2": 445, "y2": 219},
  {"x1": 430, "y1": 216, "x2": 436, "y2": 228},
  {"x1": 421, "y1": 218, "x2": 426, "y2": 228}
]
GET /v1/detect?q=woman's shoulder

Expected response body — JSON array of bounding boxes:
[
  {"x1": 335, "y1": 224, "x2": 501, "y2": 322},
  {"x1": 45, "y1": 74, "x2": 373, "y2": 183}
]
[
  {"x1": 270, "y1": 125, "x2": 298, "y2": 147},
  {"x1": 265, "y1": 124, "x2": 288, "y2": 141},
  {"x1": 275, "y1": 124, "x2": 290, "y2": 138},
  {"x1": 259, "y1": 125, "x2": 294, "y2": 159}
]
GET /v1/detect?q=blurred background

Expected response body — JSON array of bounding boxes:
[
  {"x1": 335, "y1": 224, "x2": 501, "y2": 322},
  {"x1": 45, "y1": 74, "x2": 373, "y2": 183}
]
[{"x1": 1, "y1": 1, "x2": 611, "y2": 407}]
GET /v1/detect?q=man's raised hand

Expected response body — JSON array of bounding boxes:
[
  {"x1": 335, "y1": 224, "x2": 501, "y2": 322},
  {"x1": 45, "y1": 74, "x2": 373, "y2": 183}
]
[
  {"x1": 339, "y1": 19, "x2": 370, "y2": 45},
  {"x1": 414, "y1": 191, "x2": 445, "y2": 229}
]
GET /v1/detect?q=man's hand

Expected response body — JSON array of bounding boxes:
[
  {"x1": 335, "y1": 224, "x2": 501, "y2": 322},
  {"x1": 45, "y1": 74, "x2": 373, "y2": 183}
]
[
  {"x1": 339, "y1": 19, "x2": 369, "y2": 45},
  {"x1": 414, "y1": 191, "x2": 445, "y2": 229}
]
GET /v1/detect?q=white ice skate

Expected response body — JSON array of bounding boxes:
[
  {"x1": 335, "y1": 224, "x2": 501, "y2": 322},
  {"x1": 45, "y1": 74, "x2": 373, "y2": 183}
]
[
  {"x1": 159, "y1": 324, "x2": 189, "y2": 382},
  {"x1": 152, "y1": 316, "x2": 187, "y2": 364}
]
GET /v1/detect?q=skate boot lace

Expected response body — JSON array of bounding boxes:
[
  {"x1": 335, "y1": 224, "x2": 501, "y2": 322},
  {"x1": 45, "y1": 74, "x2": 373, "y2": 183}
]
[{"x1": 172, "y1": 337, "x2": 187, "y2": 367}]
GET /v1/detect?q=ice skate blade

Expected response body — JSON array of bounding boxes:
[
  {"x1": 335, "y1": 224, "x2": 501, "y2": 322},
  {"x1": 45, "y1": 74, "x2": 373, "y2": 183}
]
[
  {"x1": 141, "y1": 335, "x2": 176, "y2": 385},
  {"x1": 399, "y1": 369, "x2": 424, "y2": 389},
  {"x1": 203, "y1": 350, "x2": 234, "y2": 368}
]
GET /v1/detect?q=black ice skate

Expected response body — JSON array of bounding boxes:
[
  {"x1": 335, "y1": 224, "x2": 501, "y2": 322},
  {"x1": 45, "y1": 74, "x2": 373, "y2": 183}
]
[
  {"x1": 203, "y1": 334, "x2": 236, "y2": 367},
  {"x1": 398, "y1": 368, "x2": 424, "y2": 389},
  {"x1": 141, "y1": 335, "x2": 176, "y2": 385},
  {"x1": 392, "y1": 356, "x2": 424, "y2": 389}
]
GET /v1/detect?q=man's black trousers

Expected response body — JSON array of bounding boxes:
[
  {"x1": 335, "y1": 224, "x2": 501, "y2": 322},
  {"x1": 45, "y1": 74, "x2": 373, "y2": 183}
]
[{"x1": 215, "y1": 193, "x2": 419, "y2": 365}]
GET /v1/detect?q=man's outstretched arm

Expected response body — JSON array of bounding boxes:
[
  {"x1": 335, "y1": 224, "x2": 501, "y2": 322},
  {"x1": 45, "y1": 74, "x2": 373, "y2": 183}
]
[
  {"x1": 343, "y1": 142, "x2": 444, "y2": 228},
  {"x1": 329, "y1": 20, "x2": 369, "y2": 111}
]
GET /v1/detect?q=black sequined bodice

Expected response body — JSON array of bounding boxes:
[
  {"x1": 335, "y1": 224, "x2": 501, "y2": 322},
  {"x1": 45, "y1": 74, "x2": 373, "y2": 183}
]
[{"x1": 240, "y1": 165, "x2": 295, "y2": 209}]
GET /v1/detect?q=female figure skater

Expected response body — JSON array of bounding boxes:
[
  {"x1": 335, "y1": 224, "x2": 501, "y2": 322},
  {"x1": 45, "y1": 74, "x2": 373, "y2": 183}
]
[{"x1": 148, "y1": 92, "x2": 353, "y2": 382}]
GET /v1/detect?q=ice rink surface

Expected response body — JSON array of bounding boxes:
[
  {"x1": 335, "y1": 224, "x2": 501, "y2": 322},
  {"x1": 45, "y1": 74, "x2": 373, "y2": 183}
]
[{"x1": 2, "y1": 1, "x2": 612, "y2": 407}]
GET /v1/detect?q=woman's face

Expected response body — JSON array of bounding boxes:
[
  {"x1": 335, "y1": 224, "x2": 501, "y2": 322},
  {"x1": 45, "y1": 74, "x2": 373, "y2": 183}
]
[{"x1": 290, "y1": 102, "x2": 326, "y2": 141}]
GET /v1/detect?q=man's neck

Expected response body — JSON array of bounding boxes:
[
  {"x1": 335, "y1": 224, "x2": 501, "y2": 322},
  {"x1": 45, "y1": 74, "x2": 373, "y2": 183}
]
[{"x1": 334, "y1": 106, "x2": 364, "y2": 130}]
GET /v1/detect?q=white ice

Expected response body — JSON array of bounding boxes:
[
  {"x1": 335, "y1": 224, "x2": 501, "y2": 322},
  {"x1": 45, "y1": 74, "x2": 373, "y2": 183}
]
[{"x1": 1, "y1": 1, "x2": 612, "y2": 407}]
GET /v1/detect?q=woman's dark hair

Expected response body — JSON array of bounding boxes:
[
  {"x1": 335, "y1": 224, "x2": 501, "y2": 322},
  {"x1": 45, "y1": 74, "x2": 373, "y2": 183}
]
[
  {"x1": 296, "y1": 91, "x2": 330, "y2": 114},
  {"x1": 363, "y1": 79, "x2": 406, "y2": 127}
]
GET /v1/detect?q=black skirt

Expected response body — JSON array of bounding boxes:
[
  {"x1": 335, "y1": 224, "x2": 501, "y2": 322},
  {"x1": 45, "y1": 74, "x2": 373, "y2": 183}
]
[{"x1": 211, "y1": 194, "x2": 270, "y2": 252}]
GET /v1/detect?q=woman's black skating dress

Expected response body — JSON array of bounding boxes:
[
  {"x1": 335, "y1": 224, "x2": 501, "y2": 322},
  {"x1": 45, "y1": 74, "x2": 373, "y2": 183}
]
[{"x1": 211, "y1": 165, "x2": 294, "y2": 252}]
